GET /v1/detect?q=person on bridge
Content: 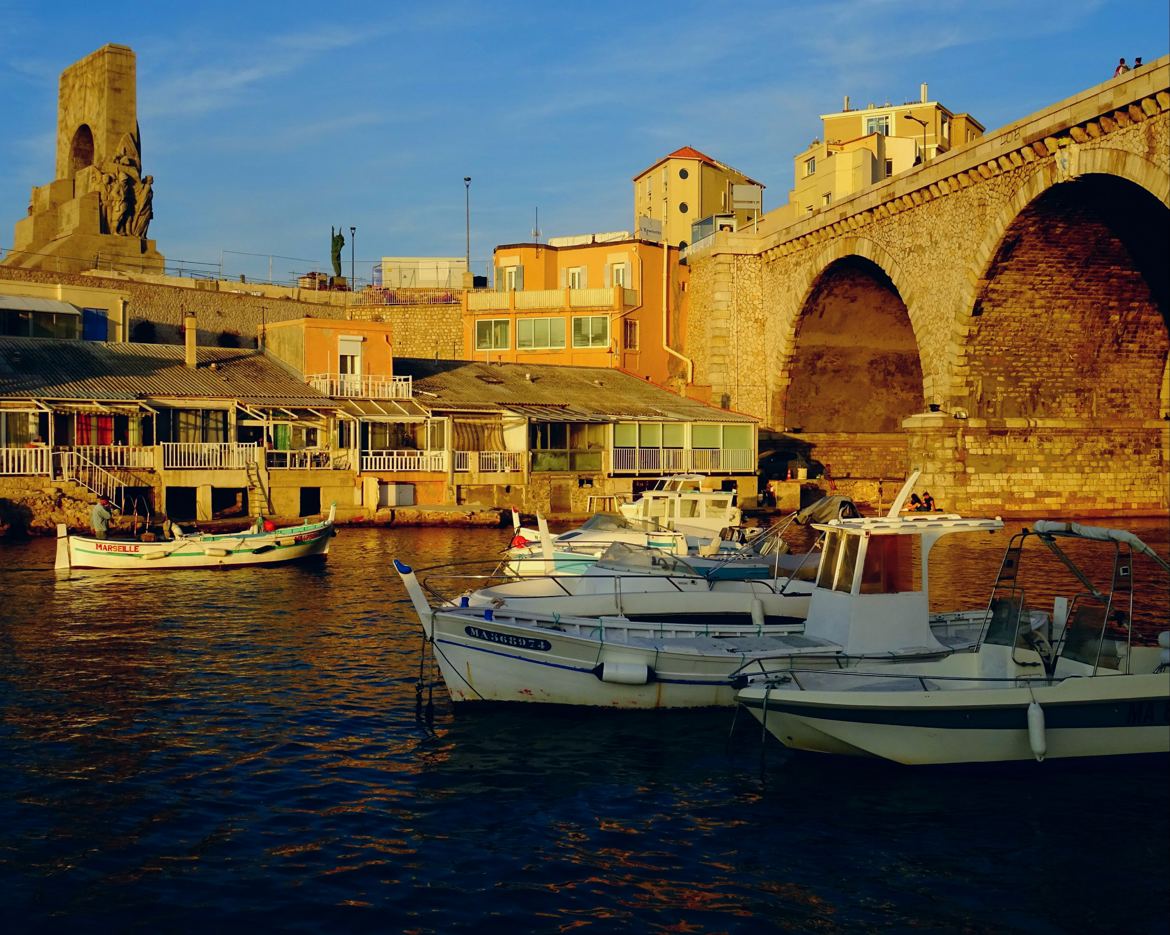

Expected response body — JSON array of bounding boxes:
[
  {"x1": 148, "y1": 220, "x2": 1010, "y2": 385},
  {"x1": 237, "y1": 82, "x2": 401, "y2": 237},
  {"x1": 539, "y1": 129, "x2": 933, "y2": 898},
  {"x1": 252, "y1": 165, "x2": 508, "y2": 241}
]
[{"x1": 1114, "y1": 58, "x2": 1130, "y2": 76}]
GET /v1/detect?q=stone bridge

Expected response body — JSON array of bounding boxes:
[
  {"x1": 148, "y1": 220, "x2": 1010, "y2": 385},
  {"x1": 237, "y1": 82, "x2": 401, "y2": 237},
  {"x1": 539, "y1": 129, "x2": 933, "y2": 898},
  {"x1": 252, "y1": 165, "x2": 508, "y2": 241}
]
[{"x1": 686, "y1": 60, "x2": 1169, "y2": 516}]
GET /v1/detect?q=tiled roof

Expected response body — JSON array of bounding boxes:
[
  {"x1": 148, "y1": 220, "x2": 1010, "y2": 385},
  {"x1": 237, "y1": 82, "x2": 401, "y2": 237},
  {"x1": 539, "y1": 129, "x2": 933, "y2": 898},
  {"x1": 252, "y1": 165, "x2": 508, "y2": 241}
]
[
  {"x1": 0, "y1": 337, "x2": 334, "y2": 408},
  {"x1": 633, "y1": 146, "x2": 764, "y2": 187},
  {"x1": 394, "y1": 358, "x2": 756, "y2": 423}
]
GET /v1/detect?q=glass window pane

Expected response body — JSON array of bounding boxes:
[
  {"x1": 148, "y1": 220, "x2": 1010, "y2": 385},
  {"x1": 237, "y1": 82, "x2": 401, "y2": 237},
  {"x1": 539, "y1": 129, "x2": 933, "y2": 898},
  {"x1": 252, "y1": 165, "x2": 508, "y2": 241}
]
[
  {"x1": 550, "y1": 318, "x2": 565, "y2": 347},
  {"x1": 614, "y1": 423, "x2": 637, "y2": 447},
  {"x1": 723, "y1": 424, "x2": 750, "y2": 448},
  {"x1": 662, "y1": 423, "x2": 685, "y2": 447},
  {"x1": 691, "y1": 424, "x2": 721, "y2": 447},
  {"x1": 639, "y1": 423, "x2": 661, "y2": 447}
]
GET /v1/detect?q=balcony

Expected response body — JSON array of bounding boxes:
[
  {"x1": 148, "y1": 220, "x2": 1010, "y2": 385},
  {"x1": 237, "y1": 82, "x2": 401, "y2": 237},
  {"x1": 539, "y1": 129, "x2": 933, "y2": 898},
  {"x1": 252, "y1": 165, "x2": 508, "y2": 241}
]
[
  {"x1": 308, "y1": 374, "x2": 413, "y2": 399},
  {"x1": 361, "y1": 449, "x2": 447, "y2": 473},
  {"x1": 466, "y1": 286, "x2": 637, "y2": 313},
  {"x1": 610, "y1": 447, "x2": 756, "y2": 474},
  {"x1": 453, "y1": 450, "x2": 526, "y2": 473},
  {"x1": 162, "y1": 442, "x2": 259, "y2": 470}
]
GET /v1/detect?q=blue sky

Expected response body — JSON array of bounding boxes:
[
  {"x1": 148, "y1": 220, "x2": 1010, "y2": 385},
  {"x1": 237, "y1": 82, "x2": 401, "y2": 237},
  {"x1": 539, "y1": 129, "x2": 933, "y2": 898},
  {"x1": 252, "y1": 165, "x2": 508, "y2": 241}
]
[{"x1": 1, "y1": 0, "x2": 1166, "y2": 284}]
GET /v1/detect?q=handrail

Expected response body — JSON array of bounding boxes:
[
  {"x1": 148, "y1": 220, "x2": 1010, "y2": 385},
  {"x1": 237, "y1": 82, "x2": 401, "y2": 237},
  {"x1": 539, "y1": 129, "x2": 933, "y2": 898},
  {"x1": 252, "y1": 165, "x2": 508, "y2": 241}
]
[
  {"x1": 56, "y1": 450, "x2": 127, "y2": 507},
  {"x1": 0, "y1": 446, "x2": 52, "y2": 476}
]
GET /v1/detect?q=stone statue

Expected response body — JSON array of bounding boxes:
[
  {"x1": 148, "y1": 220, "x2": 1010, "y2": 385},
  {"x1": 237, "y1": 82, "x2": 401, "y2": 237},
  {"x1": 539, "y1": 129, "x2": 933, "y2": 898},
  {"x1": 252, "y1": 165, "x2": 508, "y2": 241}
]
[
  {"x1": 112, "y1": 172, "x2": 133, "y2": 235},
  {"x1": 129, "y1": 175, "x2": 154, "y2": 237},
  {"x1": 330, "y1": 226, "x2": 345, "y2": 278}
]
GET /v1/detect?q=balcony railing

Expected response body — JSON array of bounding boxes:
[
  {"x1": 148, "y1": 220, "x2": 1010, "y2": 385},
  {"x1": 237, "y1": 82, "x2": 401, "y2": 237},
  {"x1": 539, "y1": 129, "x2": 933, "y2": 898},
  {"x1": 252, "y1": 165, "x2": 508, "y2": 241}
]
[
  {"x1": 162, "y1": 442, "x2": 259, "y2": 470},
  {"x1": 610, "y1": 447, "x2": 756, "y2": 474},
  {"x1": 72, "y1": 444, "x2": 156, "y2": 469},
  {"x1": 0, "y1": 446, "x2": 52, "y2": 476},
  {"x1": 467, "y1": 286, "x2": 637, "y2": 312},
  {"x1": 266, "y1": 450, "x2": 337, "y2": 470},
  {"x1": 453, "y1": 450, "x2": 526, "y2": 473},
  {"x1": 308, "y1": 374, "x2": 413, "y2": 399},
  {"x1": 361, "y1": 449, "x2": 447, "y2": 473}
]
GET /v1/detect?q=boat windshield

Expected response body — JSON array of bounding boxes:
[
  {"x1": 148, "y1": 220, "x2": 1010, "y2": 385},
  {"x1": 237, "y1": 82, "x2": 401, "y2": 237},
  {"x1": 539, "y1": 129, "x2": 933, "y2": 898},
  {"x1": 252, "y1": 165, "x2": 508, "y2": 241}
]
[
  {"x1": 595, "y1": 542, "x2": 700, "y2": 576},
  {"x1": 577, "y1": 513, "x2": 669, "y2": 534}
]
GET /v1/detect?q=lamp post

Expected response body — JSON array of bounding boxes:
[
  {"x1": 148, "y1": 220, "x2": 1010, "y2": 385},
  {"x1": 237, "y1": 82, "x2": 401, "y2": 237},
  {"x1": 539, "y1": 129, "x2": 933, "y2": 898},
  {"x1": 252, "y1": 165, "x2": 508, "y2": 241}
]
[
  {"x1": 349, "y1": 226, "x2": 356, "y2": 288},
  {"x1": 904, "y1": 113, "x2": 927, "y2": 164},
  {"x1": 464, "y1": 176, "x2": 471, "y2": 279}
]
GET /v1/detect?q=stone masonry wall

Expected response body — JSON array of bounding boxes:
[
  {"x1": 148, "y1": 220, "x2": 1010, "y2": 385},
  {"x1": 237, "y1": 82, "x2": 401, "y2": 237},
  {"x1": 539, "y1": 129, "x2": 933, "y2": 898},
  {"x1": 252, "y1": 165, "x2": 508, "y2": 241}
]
[{"x1": 0, "y1": 267, "x2": 465, "y2": 358}]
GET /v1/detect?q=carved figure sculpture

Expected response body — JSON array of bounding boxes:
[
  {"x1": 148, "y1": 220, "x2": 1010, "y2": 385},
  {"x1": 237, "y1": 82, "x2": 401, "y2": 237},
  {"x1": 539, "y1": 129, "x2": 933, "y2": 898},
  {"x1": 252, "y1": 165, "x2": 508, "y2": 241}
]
[
  {"x1": 129, "y1": 175, "x2": 154, "y2": 237},
  {"x1": 330, "y1": 226, "x2": 345, "y2": 278},
  {"x1": 112, "y1": 172, "x2": 134, "y2": 235}
]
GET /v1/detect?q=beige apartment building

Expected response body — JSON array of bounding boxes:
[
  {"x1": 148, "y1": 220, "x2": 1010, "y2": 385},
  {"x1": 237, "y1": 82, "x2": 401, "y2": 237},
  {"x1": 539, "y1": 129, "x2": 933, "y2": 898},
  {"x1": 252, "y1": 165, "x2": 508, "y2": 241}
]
[
  {"x1": 633, "y1": 147, "x2": 765, "y2": 248},
  {"x1": 787, "y1": 84, "x2": 984, "y2": 219}
]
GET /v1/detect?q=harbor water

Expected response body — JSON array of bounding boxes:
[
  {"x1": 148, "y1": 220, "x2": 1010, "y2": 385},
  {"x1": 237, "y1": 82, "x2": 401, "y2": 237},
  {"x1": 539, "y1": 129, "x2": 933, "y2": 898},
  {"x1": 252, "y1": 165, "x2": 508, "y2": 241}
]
[{"x1": 1, "y1": 519, "x2": 1167, "y2": 933}]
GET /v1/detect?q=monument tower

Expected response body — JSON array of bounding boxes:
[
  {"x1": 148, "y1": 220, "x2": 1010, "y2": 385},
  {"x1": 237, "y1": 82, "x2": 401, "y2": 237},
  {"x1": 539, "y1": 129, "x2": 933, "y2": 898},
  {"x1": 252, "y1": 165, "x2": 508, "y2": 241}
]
[{"x1": 2, "y1": 44, "x2": 164, "y2": 275}]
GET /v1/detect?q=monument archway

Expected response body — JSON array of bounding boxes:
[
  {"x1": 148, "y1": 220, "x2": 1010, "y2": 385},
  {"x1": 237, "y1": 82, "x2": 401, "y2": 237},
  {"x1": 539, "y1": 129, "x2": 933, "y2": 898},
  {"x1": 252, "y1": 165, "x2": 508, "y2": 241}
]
[{"x1": 69, "y1": 124, "x2": 95, "y2": 176}]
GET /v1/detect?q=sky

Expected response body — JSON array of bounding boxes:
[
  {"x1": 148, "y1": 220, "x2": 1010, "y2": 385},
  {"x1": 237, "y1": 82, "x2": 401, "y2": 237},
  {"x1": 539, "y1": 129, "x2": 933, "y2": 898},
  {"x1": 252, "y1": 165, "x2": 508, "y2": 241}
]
[{"x1": 1, "y1": 0, "x2": 1167, "y2": 285}]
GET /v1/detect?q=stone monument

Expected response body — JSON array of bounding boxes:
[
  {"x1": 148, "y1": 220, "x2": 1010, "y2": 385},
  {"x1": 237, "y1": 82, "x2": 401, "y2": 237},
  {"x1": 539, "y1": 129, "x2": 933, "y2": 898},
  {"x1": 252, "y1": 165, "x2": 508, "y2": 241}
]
[{"x1": 2, "y1": 44, "x2": 165, "y2": 275}]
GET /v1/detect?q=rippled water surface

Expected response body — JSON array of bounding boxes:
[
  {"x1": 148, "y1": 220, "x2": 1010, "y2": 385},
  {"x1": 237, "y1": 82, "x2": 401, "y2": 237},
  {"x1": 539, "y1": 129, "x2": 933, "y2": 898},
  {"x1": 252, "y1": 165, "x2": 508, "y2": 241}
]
[{"x1": 1, "y1": 519, "x2": 1167, "y2": 933}]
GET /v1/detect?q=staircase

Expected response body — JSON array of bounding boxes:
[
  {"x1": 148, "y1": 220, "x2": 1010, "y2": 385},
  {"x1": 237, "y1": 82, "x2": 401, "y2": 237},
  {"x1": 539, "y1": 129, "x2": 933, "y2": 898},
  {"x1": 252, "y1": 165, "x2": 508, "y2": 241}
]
[
  {"x1": 54, "y1": 450, "x2": 129, "y2": 510},
  {"x1": 247, "y1": 458, "x2": 273, "y2": 514}
]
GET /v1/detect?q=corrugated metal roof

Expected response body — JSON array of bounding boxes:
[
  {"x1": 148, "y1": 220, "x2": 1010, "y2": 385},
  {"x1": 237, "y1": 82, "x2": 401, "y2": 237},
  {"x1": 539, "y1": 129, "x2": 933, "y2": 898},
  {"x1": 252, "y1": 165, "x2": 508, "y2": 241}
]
[
  {"x1": 0, "y1": 337, "x2": 336, "y2": 408},
  {"x1": 393, "y1": 358, "x2": 756, "y2": 424},
  {"x1": 0, "y1": 296, "x2": 81, "y2": 315}
]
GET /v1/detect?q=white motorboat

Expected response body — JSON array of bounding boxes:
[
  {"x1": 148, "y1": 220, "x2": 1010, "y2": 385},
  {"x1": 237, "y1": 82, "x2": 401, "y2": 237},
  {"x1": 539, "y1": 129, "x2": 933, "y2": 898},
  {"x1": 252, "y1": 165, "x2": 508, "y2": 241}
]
[
  {"x1": 504, "y1": 493, "x2": 857, "y2": 578},
  {"x1": 617, "y1": 474, "x2": 741, "y2": 540},
  {"x1": 737, "y1": 521, "x2": 1170, "y2": 764},
  {"x1": 394, "y1": 476, "x2": 1006, "y2": 708},
  {"x1": 55, "y1": 505, "x2": 336, "y2": 570}
]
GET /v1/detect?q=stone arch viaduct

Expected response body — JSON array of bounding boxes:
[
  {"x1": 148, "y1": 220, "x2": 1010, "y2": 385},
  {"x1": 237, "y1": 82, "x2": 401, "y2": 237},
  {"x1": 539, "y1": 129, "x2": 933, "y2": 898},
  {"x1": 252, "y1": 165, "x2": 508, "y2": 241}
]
[{"x1": 685, "y1": 60, "x2": 1169, "y2": 516}]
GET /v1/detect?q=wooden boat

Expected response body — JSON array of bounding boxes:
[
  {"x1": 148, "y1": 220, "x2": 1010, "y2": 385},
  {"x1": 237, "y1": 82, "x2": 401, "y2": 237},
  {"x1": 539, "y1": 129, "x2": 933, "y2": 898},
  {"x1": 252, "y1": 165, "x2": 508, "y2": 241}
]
[
  {"x1": 737, "y1": 521, "x2": 1170, "y2": 764},
  {"x1": 55, "y1": 505, "x2": 336, "y2": 570}
]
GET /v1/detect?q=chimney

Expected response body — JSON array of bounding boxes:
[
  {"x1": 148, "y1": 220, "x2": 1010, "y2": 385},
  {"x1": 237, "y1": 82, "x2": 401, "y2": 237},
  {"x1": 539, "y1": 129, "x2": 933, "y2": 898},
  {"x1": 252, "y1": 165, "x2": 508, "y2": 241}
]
[
  {"x1": 183, "y1": 310, "x2": 197, "y2": 368},
  {"x1": 920, "y1": 83, "x2": 928, "y2": 104},
  {"x1": 843, "y1": 94, "x2": 850, "y2": 112}
]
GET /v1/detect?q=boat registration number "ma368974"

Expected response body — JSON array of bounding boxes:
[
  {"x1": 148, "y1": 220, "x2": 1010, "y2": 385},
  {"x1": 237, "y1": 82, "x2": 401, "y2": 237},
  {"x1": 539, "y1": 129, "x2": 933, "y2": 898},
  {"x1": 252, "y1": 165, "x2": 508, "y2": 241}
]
[{"x1": 464, "y1": 626, "x2": 551, "y2": 652}]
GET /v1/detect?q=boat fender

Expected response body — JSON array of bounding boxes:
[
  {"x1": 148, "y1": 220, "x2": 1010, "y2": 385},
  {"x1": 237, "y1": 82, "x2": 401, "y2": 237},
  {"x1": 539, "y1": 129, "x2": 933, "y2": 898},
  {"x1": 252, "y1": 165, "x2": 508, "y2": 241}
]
[
  {"x1": 1027, "y1": 700, "x2": 1046, "y2": 762},
  {"x1": 204, "y1": 547, "x2": 230, "y2": 557},
  {"x1": 750, "y1": 598, "x2": 766, "y2": 631},
  {"x1": 594, "y1": 661, "x2": 652, "y2": 685},
  {"x1": 251, "y1": 544, "x2": 275, "y2": 555}
]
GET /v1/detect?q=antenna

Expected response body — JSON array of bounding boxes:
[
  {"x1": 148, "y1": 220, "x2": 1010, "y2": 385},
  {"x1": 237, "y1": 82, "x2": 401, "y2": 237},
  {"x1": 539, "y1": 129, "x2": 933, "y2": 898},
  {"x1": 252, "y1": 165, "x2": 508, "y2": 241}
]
[{"x1": 531, "y1": 207, "x2": 541, "y2": 243}]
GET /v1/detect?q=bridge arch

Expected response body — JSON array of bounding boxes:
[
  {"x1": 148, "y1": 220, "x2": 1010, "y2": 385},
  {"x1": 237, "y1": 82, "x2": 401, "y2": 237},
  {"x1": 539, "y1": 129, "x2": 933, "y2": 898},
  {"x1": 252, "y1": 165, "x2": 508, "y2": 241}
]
[
  {"x1": 954, "y1": 157, "x2": 1168, "y2": 422},
  {"x1": 773, "y1": 238, "x2": 926, "y2": 482}
]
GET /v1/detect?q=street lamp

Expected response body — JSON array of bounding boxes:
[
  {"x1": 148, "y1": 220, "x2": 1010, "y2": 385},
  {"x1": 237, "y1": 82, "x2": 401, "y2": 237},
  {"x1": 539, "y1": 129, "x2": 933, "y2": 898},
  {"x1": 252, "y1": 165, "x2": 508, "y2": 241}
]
[
  {"x1": 904, "y1": 113, "x2": 928, "y2": 164},
  {"x1": 464, "y1": 176, "x2": 471, "y2": 278},
  {"x1": 349, "y1": 226, "x2": 356, "y2": 288}
]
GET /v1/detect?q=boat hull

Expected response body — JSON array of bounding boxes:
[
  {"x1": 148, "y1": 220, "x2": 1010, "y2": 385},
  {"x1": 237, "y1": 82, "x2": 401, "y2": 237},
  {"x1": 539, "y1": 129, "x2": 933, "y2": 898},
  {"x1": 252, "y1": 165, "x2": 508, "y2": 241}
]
[
  {"x1": 57, "y1": 521, "x2": 333, "y2": 570},
  {"x1": 739, "y1": 674, "x2": 1170, "y2": 764}
]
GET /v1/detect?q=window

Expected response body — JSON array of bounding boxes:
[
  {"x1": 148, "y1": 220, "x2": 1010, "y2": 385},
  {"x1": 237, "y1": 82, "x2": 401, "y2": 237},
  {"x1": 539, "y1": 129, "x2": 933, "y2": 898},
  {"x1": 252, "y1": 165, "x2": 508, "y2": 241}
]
[
  {"x1": 804, "y1": 157, "x2": 816, "y2": 177},
  {"x1": 623, "y1": 319, "x2": 639, "y2": 350},
  {"x1": 572, "y1": 315, "x2": 609, "y2": 348},
  {"x1": 502, "y1": 265, "x2": 523, "y2": 291},
  {"x1": 941, "y1": 115, "x2": 951, "y2": 142},
  {"x1": 517, "y1": 317, "x2": 566, "y2": 350},
  {"x1": 567, "y1": 267, "x2": 585, "y2": 289},
  {"x1": 609, "y1": 263, "x2": 628, "y2": 287},
  {"x1": 678, "y1": 202, "x2": 689, "y2": 214},
  {"x1": 475, "y1": 319, "x2": 510, "y2": 350},
  {"x1": 884, "y1": 158, "x2": 894, "y2": 177},
  {"x1": 865, "y1": 115, "x2": 890, "y2": 135},
  {"x1": 679, "y1": 167, "x2": 689, "y2": 179},
  {"x1": 821, "y1": 192, "x2": 831, "y2": 207}
]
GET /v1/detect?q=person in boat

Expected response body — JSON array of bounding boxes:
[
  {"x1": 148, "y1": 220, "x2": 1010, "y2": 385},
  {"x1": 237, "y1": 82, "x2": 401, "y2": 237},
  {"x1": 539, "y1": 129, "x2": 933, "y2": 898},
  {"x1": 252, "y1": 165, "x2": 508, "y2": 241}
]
[
  {"x1": 922, "y1": 491, "x2": 936, "y2": 511},
  {"x1": 908, "y1": 493, "x2": 926, "y2": 512},
  {"x1": 91, "y1": 497, "x2": 114, "y2": 540},
  {"x1": 253, "y1": 515, "x2": 278, "y2": 533}
]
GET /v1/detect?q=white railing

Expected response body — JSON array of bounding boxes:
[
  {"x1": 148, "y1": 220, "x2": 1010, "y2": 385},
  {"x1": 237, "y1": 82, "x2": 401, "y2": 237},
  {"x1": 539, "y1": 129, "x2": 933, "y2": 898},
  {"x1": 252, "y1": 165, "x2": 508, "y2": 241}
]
[
  {"x1": 611, "y1": 447, "x2": 755, "y2": 474},
  {"x1": 361, "y1": 449, "x2": 447, "y2": 472},
  {"x1": 55, "y1": 451, "x2": 126, "y2": 505},
  {"x1": 307, "y1": 373, "x2": 413, "y2": 399},
  {"x1": 161, "y1": 442, "x2": 259, "y2": 470},
  {"x1": 454, "y1": 450, "x2": 526, "y2": 473},
  {"x1": 72, "y1": 445, "x2": 156, "y2": 470},
  {"x1": 0, "y1": 446, "x2": 51, "y2": 475},
  {"x1": 266, "y1": 450, "x2": 336, "y2": 470}
]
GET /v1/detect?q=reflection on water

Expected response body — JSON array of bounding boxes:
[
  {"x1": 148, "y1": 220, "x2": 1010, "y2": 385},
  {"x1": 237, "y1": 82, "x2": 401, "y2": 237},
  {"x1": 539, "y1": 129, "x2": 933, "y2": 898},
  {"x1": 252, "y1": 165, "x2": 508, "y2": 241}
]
[{"x1": 1, "y1": 518, "x2": 1167, "y2": 932}]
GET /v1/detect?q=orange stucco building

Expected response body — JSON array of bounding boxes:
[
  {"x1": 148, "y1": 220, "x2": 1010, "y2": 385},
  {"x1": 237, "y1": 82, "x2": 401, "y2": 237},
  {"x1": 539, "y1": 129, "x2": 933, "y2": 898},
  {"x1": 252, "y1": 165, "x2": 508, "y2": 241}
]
[{"x1": 462, "y1": 237, "x2": 689, "y2": 387}]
